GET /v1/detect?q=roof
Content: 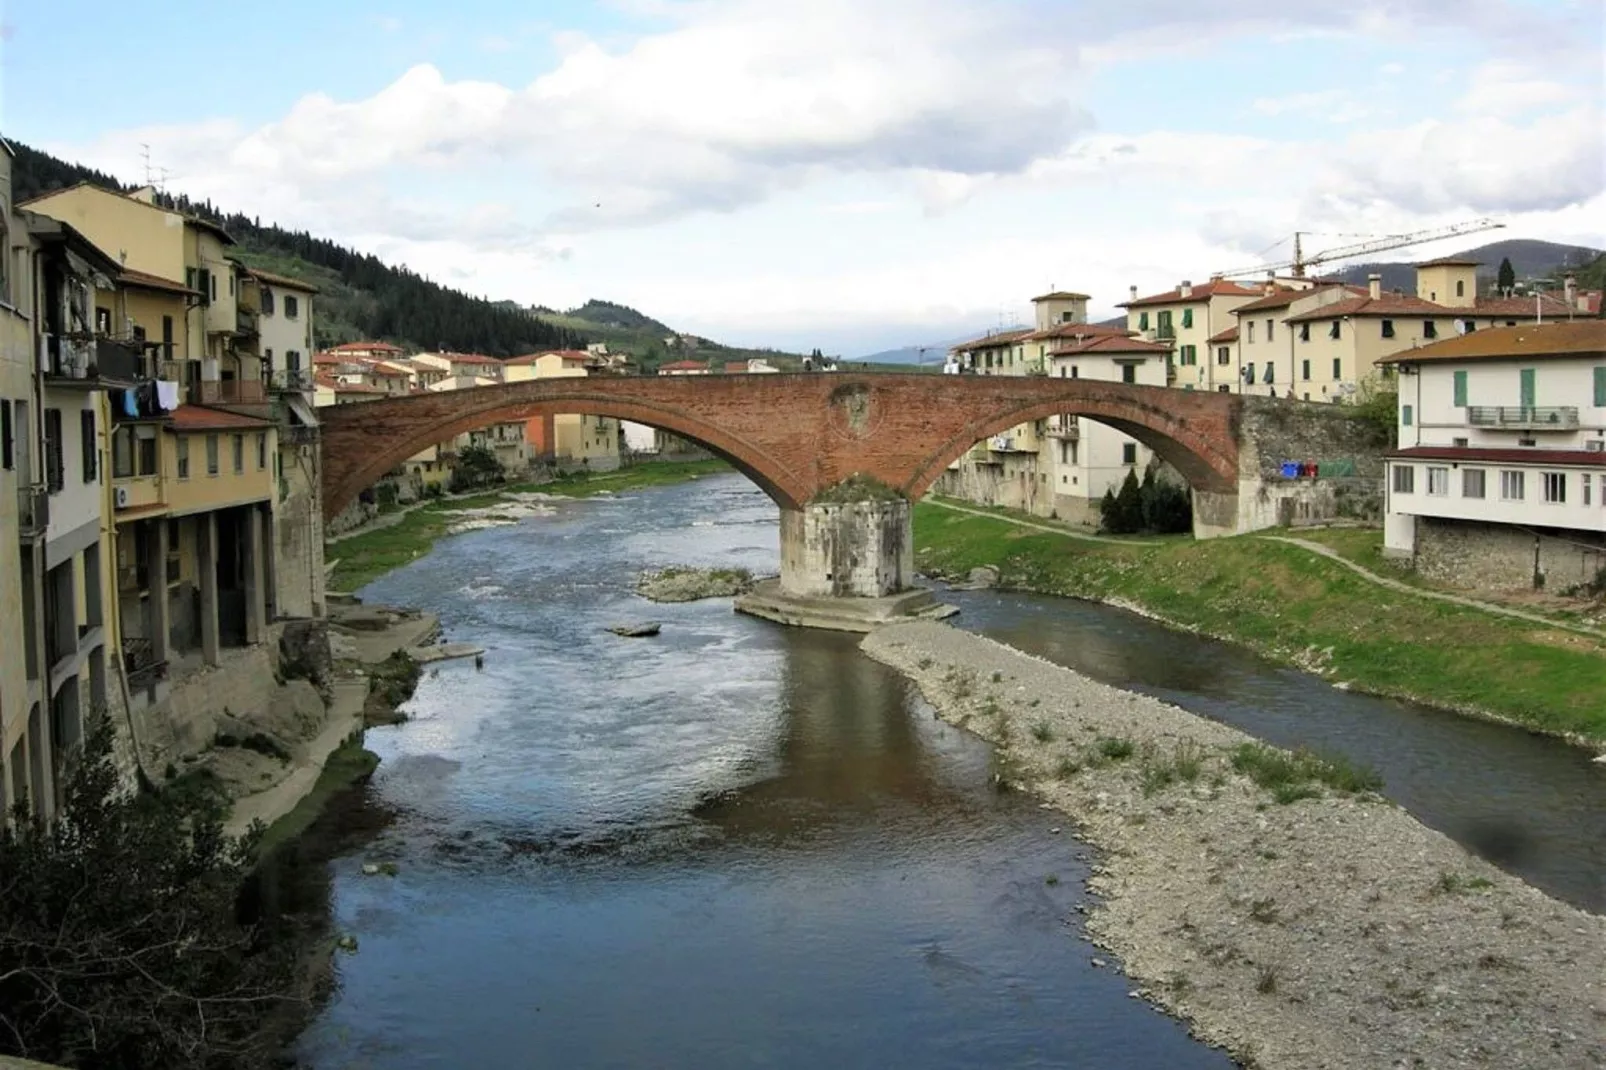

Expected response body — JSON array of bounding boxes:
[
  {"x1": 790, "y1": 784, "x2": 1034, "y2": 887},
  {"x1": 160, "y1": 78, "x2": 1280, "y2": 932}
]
[
  {"x1": 117, "y1": 267, "x2": 198, "y2": 296},
  {"x1": 659, "y1": 360, "x2": 709, "y2": 371},
  {"x1": 1231, "y1": 283, "x2": 1357, "y2": 315},
  {"x1": 1032, "y1": 291, "x2": 1091, "y2": 303},
  {"x1": 1120, "y1": 278, "x2": 1261, "y2": 308},
  {"x1": 326, "y1": 341, "x2": 404, "y2": 354},
  {"x1": 246, "y1": 266, "x2": 320, "y2": 294},
  {"x1": 1375, "y1": 321, "x2": 1606, "y2": 365},
  {"x1": 1284, "y1": 293, "x2": 1451, "y2": 323},
  {"x1": 446, "y1": 352, "x2": 502, "y2": 365},
  {"x1": 167, "y1": 404, "x2": 274, "y2": 431},
  {"x1": 1415, "y1": 257, "x2": 1482, "y2": 268},
  {"x1": 1389, "y1": 446, "x2": 1606, "y2": 467},
  {"x1": 1207, "y1": 325, "x2": 1239, "y2": 344},
  {"x1": 1025, "y1": 322, "x2": 1129, "y2": 342},
  {"x1": 951, "y1": 328, "x2": 1034, "y2": 352},
  {"x1": 1473, "y1": 292, "x2": 1600, "y2": 317},
  {"x1": 503, "y1": 350, "x2": 590, "y2": 365},
  {"x1": 1050, "y1": 334, "x2": 1173, "y2": 357},
  {"x1": 372, "y1": 361, "x2": 414, "y2": 375}
]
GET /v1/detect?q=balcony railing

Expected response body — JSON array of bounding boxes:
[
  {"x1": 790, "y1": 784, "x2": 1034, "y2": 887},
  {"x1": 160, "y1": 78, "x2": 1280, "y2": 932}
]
[
  {"x1": 1466, "y1": 406, "x2": 1579, "y2": 430},
  {"x1": 1046, "y1": 423, "x2": 1080, "y2": 440},
  {"x1": 269, "y1": 368, "x2": 313, "y2": 392},
  {"x1": 1145, "y1": 325, "x2": 1176, "y2": 342},
  {"x1": 197, "y1": 378, "x2": 267, "y2": 405},
  {"x1": 237, "y1": 307, "x2": 260, "y2": 335},
  {"x1": 17, "y1": 483, "x2": 48, "y2": 539}
]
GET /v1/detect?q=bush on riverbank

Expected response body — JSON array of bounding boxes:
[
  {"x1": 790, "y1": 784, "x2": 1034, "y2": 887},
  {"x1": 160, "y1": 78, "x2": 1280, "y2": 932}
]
[
  {"x1": 0, "y1": 721, "x2": 298, "y2": 1069},
  {"x1": 914, "y1": 500, "x2": 1606, "y2": 742}
]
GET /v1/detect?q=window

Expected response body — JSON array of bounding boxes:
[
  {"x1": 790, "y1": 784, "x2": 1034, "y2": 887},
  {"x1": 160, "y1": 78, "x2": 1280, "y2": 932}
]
[
  {"x1": 95, "y1": 307, "x2": 112, "y2": 335},
  {"x1": 1122, "y1": 443, "x2": 1137, "y2": 465},
  {"x1": 206, "y1": 434, "x2": 219, "y2": 476},
  {"x1": 1402, "y1": 404, "x2": 1413, "y2": 426},
  {"x1": 1265, "y1": 318, "x2": 1274, "y2": 341},
  {"x1": 285, "y1": 295, "x2": 299, "y2": 319},
  {"x1": 232, "y1": 434, "x2": 244, "y2": 474},
  {"x1": 1456, "y1": 279, "x2": 1465, "y2": 298},
  {"x1": 112, "y1": 427, "x2": 133, "y2": 478},
  {"x1": 1463, "y1": 320, "x2": 1477, "y2": 334},
  {"x1": 1584, "y1": 474, "x2": 1593, "y2": 507},
  {"x1": 1157, "y1": 310, "x2": 1173, "y2": 333},
  {"x1": 1217, "y1": 346, "x2": 1230, "y2": 365},
  {"x1": 1139, "y1": 312, "x2": 1149, "y2": 330},
  {"x1": 44, "y1": 409, "x2": 65, "y2": 492},
  {"x1": 1500, "y1": 470, "x2": 1524, "y2": 501},
  {"x1": 1181, "y1": 308, "x2": 1193, "y2": 328},
  {"x1": 1299, "y1": 323, "x2": 1310, "y2": 342},
  {"x1": 1462, "y1": 468, "x2": 1485, "y2": 499},
  {"x1": 1264, "y1": 364, "x2": 1275, "y2": 384},
  {"x1": 1542, "y1": 472, "x2": 1566, "y2": 504},
  {"x1": 261, "y1": 288, "x2": 275, "y2": 315},
  {"x1": 1594, "y1": 366, "x2": 1606, "y2": 406},
  {"x1": 1518, "y1": 367, "x2": 1536, "y2": 409},
  {"x1": 1381, "y1": 319, "x2": 1395, "y2": 338},
  {"x1": 1329, "y1": 321, "x2": 1341, "y2": 340},
  {"x1": 1332, "y1": 358, "x2": 1342, "y2": 380},
  {"x1": 1179, "y1": 344, "x2": 1197, "y2": 366},
  {"x1": 1392, "y1": 465, "x2": 1414, "y2": 494},
  {"x1": 1453, "y1": 370, "x2": 1468, "y2": 408},
  {"x1": 1453, "y1": 437, "x2": 1469, "y2": 447},
  {"x1": 1121, "y1": 364, "x2": 1136, "y2": 384},
  {"x1": 1426, "y1": 467, "x2": 1448, "y2": 496},
  {"x1": 1424, "y1": 321, "x2": 1437, "y2": 340},
  {"x1": 80, "y1": 410, "x2": 97, "y2": 483},
  {"x1": 1244, "y1": 362, "x2": 1255, "y2": 383},
  {"x1": 257, "y1": 432, "x2": 267, "y2": 470},
  {"x1": 1301, "y1": 359, "x2": 1311, "y2": 381},
  {"x1": 1069, "y1": 365, "x2": 1079, "y2": 379},
  {"x1": 228, "y1": 273, "x2": 235, "y2": 297},
  {"x1": 1247, "y1": 322, "x2": 1256, "y2": 343},
  {"x1": 176, "y1": 436, "x2": 190, "y2": 479},
  {"x1": 137, "y1": 427, "x2": 157, "y2": 476},
  {"x1": 1, "y1": 400, "x2": 11, "y2": 470}
]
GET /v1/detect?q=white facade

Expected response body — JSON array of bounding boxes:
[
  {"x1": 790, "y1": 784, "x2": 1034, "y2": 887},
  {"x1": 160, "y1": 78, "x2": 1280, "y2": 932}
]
[
  {"x1": 1047, "y1": 342, "x2": 1166, "y2": 519},
  {"x1": 1383, "y1": 330, "x2": 1606, "y2": 560},
  {"x1": 254, "y1": 274, "x2": 315, "y2": 387}
]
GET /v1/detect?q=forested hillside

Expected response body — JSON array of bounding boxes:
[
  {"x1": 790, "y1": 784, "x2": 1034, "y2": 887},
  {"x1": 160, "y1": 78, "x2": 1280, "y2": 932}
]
[{"x1": 10, "y1": 140, "x2": 585, "y2": 356}]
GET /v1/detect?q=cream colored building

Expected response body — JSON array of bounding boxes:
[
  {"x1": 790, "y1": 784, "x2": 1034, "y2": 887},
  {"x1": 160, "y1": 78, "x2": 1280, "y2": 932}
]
[
  {"x1": 245, "y1": 267, "x2": 317, "y2": 390},
  {"x1": 1120, "y1": 277, "x2": 1264, "y2": 392},
  {"x1": 503, "y1": 351, "x2": 620, "y2": 470},
  {"x1": 1380, "y1": 321, "x2": 1606, "y2": 589},
  {"x1": 1223, "y1": 282, "x2": 1358, "y2": 398},
  {"x1": 1046, "y1": 333, "x2": 1171, "y2": 523}
]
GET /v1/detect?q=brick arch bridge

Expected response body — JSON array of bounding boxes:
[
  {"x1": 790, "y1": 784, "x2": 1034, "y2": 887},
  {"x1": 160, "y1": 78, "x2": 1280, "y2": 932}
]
[{"x1": 318, "y1": 373, "x2": 1243, "y2": 518}]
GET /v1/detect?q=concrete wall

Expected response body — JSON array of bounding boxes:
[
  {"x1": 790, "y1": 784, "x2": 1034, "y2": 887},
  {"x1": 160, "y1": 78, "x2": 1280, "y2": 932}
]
[
  {"x1": 780, "y1": 499, "x2": 912, "y2": 598},
  {"x1": 933, "y1": 451, "x2": 1053, "y2": 516},
  {"x1": 1413, "y1": 517, "x2": 1606, "y2": 594},
  {"x1": 274, "y1": 435, "x2": 326, "y2": 619}
]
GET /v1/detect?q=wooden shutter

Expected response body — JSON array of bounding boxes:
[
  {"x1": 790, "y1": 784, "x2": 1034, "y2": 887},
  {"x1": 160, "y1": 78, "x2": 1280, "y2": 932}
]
[{"x1": 81, "y1": 409, "x2": 97, "y2": 482}]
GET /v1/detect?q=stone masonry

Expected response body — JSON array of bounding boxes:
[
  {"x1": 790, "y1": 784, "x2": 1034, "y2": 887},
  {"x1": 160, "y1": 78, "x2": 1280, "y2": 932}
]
[{"x1": 1415, "y1": 518, "x2": 1606, "y2": 594}]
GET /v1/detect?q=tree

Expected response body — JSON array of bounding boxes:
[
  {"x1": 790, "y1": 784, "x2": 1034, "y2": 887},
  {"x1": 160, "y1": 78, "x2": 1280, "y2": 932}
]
[
  {"x1": 0, "y1": 720, "x2": 300, "y2": 1069},
  {"x1": 1497, "y1": 257, "x2": 1516, "y2": 295},
  {"x1": 1100, "y1": 469, "x2": 1145, "y2": 534},
  {"x1": 1138, "y1": 467, "x2": 1193, "y2": 534},
  {"x1": 449, "y1": 444, "x2": 505, "y2": 492}
]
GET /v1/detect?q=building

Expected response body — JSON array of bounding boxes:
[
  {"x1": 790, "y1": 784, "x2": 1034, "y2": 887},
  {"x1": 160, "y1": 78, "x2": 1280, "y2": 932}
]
[
  {"x1": 1045, "y1": 333, "x2": 1173, "y2": 523},
  {"x1": 1379, "y1": 321, "x2": 1606, "y2": 592},
  {"x1": 1120, "y1": 278, "x2": 1265, "y2": 392},
  {"x1": 658, "y1": 359, "x2": 710, "y2": 375},
  {"x1": 313, "y1": 375, "x2": 388, "y2": 406},
  {"x1": 411, "y1": 351, "x2": 504, "y2": 381},
  {"x1": 1226, "y1": 281, "x2": 1360, "y2": 398},
  {"x1": 244, "y1": 267, "x2": 317, "y2": 391},
  {"x1": 503, "y1": 351, "x2": 620, "y2": 470},
  {"x1": 322, "y1": 341, "x2": 405, "y2": 363}
]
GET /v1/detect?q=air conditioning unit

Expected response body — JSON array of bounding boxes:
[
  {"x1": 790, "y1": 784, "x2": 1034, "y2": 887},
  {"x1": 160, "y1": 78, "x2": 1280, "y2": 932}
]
[
  {"x1": 113, "y1": 486, "x2": 131, "y2": 508},
  {"x1": 1586, "y1": 440, "x2": 1605, "y2": 453}
]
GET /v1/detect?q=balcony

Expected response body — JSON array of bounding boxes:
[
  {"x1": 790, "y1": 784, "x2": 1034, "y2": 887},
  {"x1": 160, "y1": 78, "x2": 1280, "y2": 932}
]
[
  {"x1": 197, "y1": 378, "x2": 267, "y2": 405},
  {"x1": 1145, "y1": 325, "x2": 1176, "y2": 342},
  {"x1": 1046, "y1": 423, "x2": 1080, "y2": 440},
  {"x1": 269, "y1": 368, "x2": 314, "y2": 393},
  {"x1": 17, "y1": 483, "x2": 48, "y2": 539},
  {"x1": 237, "y1": 307, "x2": 260, "y2": 336},
  {"x1": 989, "y1": 435, "x2": 1035, "y2": 453},
  {"x1": 1466, "y1": 406, "x2": 1579, "y2": 431}
]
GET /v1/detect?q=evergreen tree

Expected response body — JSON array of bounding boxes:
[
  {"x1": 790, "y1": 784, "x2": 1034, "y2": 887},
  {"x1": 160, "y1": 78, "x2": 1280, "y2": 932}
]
[
  {"x1": 1497, "y1": 257, "x2": 1516, "y2": 295},
  {"x1": 1100, "y1": 469, "x2": 1145, "y2": 534}
]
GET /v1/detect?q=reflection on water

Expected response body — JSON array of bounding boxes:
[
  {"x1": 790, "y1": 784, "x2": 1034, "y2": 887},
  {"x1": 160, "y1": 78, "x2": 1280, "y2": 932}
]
[
  {"x1": 297, "y1": 476, "x2": 1231, "y2": 1069},
  {"x1": 946, "y1": 589, "x2": 1606, "y2": 912}
]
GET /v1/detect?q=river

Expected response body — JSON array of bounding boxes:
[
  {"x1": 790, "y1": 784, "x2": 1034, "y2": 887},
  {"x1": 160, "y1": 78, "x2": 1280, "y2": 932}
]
[{"x1": 294, "y1": 472, "x2": 1602, "y2": 1067}]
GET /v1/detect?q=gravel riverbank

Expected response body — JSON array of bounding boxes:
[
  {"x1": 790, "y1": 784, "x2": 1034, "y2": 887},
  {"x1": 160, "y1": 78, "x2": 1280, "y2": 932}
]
[{"x1": 861, "y1": 621, "x2": 1606, "y2": 1070}]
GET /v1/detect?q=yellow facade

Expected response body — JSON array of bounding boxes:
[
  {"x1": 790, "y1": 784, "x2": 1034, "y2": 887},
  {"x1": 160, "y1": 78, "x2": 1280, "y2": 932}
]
[
  {"x1": 22, "y1": 184, "x2": 187, "y2": 282},
  {"x1": 1416, "y1": 263, "x2": 1479, "y2": 309},
  {"x1": 111, "y1": 417, "x2": 276, "y2": 520}
]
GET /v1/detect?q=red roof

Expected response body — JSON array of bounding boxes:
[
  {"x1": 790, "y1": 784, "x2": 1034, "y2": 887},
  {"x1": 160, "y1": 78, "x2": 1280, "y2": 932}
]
[
  {"x1": 659, "y1": 360, "x2": 709, "y2": 371},
  {"x1": 1473, "y1": 292, "x2": 1601, "y2": 317},
  {"x1": 951, "y1": 328, "x2": 1034, "y2": 352},
  {"x1": 1050, "y1": 334, "x2": 1173, "y2": 357},
  {"x1": 1284, "y1": 294, "x2": 1451, "y2": 322},
  {"x1": 1120, "y1": 279, "x2": 1261, "y2": 308},
  {"x1": 503, "y1": 350, "x2": 590, "y2": 366},
  {"x1": 327, "y1": 341, "x2": 404, "y2": 354},
  {"x1": 447, "y1": 352, "x2": 501, "y2": 365},
  {"x1": 1231, "y1": 283, "x2": 1359, "y2": 315},
  {"x1": 1025, "y1": 322, "x2": 1129, "y2": 342},
  {"x1": 1389, "y1": 446, "x2": 1606, "y2": 468},
  {"x1": 1415, "y1": 256, "x2": 1482, "y2": 268},
  {"x1": 118, "y1": 267, "x2": 198, "y2": 296},
  {"x1": 1207, "y1": 325, "x2": 1239, "y2": 344},
  {"x1": 167, "y1": 405, "x2": 273, "y2": 431}
]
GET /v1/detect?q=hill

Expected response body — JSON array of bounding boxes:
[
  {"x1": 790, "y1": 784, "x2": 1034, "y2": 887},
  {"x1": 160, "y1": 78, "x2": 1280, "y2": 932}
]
[{"x1": 1331, "y1": 238, "x2": 1602, "y2": 293}]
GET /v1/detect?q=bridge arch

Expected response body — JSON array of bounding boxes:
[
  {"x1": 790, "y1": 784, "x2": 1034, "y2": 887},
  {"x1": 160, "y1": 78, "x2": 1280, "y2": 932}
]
[
  {"x1": 319, "y1": 386, "x2": 812, "y2": 518},
  {"x1": 903, "y1": 389, "x2": 1239, "y2": 502}
]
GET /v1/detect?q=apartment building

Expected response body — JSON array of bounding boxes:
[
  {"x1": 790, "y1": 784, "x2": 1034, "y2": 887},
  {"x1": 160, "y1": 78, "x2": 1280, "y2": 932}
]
[
  {"x1": 1226, "y1": 282, "x2": 1357, "y2": 397},
  {"x1": 1380, "y1": 321, "x2": 1606, "y2": 591},
  {"x1": 244, "y1": 267, "x2": 317, "y2": 391},
  {"x1": 503, "y1": 350, "x2": 621, "y2": 470},
  {"x1": 1046, "y1": 333, "x2": 1171, "y2": 523},
  {"x1": 1120, "y1": 278, "x2": 1264, "y2": 392}
]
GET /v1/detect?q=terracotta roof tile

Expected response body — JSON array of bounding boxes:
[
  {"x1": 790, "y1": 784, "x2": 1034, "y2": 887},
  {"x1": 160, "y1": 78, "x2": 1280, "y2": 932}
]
[
  {"x1": 245, "y1": 266, "x2": 320, "y2": 293},
  {"x1": 1415, "y1": 256, "x2": 1482, "y2": 267},
  {"x1": 1031, "y1": 290, "x2": 1091, "y2": 302},
  {"x1": 118, "y1": 267, "x2": 198, "y2": 296},
  {"x1": 1284, "y1": 294, "x2": 1452, "y2": 323},
  {"x1": 1119, "y1": 279, "x2": 1262, "y2": 308},
  {"x1": 659, "y1": 359, "x2": 710, "y2": 371},
  {"x1": 1207, "y1": 325, "x2": 1239, "y2": 344},
  {"x1": 951, "y1": 328, "x2": 1034, "y2": 352},
  {"x1": 1025, "y1": 322, "x2": 1129, "y2": 342},
  {"x1": 167, "y1": 405, "x2": 274, "y2": 431},
  {"x1": 1231, "y1": 283, "x2": 1359, "y2": 315},
  {"x1": 1375, "y1": 321, "x2": 1605, "y2": 364},
  {"x1": 1050, "y1": 334, "x2": 1173, "y2": 357},
  {"x1": 327, "y1": 341, "x2": 404, "y2": 354}
]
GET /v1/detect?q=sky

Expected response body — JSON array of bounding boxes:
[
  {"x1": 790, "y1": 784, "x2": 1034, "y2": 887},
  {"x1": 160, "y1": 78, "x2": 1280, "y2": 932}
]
[{"x1": 2, "y1": 0, "x2": 1603, "y2": 356}]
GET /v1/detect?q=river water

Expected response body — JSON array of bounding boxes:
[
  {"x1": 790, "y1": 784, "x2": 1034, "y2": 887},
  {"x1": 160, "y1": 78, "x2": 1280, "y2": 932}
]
[{"x1": 295, "y1": 473, "x2": 1603, "y2": 1067}]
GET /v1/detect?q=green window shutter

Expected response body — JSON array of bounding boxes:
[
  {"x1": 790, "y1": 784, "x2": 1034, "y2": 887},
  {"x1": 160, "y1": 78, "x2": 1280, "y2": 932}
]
[
  {"x1": 1453, "y1": 370, "x2": 1467, "y2": 407},
  {"x1": 1139, "y1": 312, "x2": 1149, "y2": 330},
  {"x1": 1519, "y1": 368, "x2": 1535, "y2": 407},
  {"x1": 1182, "y1": 309, "x2": 1193, "y2": 328},
  {"x1": 1594, "y1": 366, "x2": 1606, "y2": 407},
  {"x1": 1402, "y1": 404, "x2": 1413, "y2": 427}
]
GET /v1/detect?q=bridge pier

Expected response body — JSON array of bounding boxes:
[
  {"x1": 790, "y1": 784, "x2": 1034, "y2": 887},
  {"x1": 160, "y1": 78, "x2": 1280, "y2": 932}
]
[{"x1": 736, "y1": 495, "x2": 956, "y2": 632}]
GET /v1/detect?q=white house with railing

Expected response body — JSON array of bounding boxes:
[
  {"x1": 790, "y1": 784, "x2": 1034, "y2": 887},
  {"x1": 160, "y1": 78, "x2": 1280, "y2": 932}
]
[{"x1": 1379, "y1": 321, "x2": 1606, "y2": 592}]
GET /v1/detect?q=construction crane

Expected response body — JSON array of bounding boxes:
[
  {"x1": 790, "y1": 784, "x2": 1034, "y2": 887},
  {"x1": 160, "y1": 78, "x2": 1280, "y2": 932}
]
[{"x1": 1213, "y1": 218, "x2": 1505, "y2": 280}]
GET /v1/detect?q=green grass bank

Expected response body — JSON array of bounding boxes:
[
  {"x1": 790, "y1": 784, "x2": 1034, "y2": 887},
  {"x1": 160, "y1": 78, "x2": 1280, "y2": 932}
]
[
  {"x1": 326, "y1": 460, "x2": 729, "y2": 591},
  {"x1": 913, "y1": 500, "x2": 1606, "y2": 744}
]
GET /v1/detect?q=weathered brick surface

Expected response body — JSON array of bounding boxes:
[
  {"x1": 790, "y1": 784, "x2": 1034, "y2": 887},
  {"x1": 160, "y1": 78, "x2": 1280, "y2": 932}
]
[{"x1": 320, "y1": 374, "x2": 1243, "y2": 514}]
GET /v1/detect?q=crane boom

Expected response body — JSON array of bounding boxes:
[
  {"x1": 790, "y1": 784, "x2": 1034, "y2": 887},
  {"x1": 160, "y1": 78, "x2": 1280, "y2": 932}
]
[{"x1": 1214, "y1": 218, "x2": 1505, "y2": 279}]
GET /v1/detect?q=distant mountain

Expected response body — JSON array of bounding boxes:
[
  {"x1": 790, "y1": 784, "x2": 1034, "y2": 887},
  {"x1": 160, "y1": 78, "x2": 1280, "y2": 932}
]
[
  {"x1": 1330, "y1": 239, "x2": 1602, "y2": 293},
  {"x1": 563, "y1": 300, "x2": 672, "y2": 335}
]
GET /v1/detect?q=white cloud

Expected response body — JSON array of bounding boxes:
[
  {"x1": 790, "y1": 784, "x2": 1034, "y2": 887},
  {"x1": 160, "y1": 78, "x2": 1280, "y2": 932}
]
[{"x1": 1457, "y1": 60, "x2": 1574, "y2": 117}]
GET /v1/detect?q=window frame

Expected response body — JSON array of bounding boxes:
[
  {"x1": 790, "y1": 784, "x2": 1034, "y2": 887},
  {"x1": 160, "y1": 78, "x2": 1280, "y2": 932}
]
[
  {"x1": 1499, "y1": 469, "x2": 1524, "y2": 502},
  {"x1": 1541, "y1": 471, "x2": 1566, "y2": 505},
  {"x1": 1391, "y1": 465, "x2": 1414, "y2": 494},
  {"x1": 1426, "y1": 466, "x2": 1448, "y2": 496},
  {"x1": 1462, "y1": 468, "x2": 1485, "y2": 499}
]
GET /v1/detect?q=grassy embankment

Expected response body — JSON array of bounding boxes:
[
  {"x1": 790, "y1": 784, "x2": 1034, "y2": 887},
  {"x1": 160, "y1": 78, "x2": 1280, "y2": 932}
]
[
  {"x1": 326, "y1": 460, "x2": 729, "y2": 591},
  {"x1": 914, "y1": 500, "x2": 1606, "y2": 743}
]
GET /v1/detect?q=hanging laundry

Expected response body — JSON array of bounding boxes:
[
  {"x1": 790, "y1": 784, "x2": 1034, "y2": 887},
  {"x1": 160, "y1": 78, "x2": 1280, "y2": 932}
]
[
  {"x1": 156, "y1": 380, "x2": 181, "y2": 411},
  {"x1": 1280, "y1": 461, "x2": 1299, "y2": 479}
]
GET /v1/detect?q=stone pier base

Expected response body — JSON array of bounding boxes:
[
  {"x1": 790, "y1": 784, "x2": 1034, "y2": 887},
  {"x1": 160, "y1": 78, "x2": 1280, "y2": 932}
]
[{"x1": 736, "y1": 496, "x2": 956, "y2": 631}]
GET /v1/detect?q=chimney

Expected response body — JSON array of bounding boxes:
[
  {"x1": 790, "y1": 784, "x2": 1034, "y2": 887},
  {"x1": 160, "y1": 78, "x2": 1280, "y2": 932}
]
[
  {"x1": 1129, "y1": 285, "x2": 1138, "y2": 303},
  {"x1": 1565, "y1": 273, "x2": 1579, "y2": 311},
  {"x1": 1263, "y1": 271, "x2": 1276, "y2": 296},
  {"x1": 1179, "y1": 279, "x2": 1193, "y2": 299},
  {"x1": 1368, "y1": 273, "x2": 1382, "y2": 300}
]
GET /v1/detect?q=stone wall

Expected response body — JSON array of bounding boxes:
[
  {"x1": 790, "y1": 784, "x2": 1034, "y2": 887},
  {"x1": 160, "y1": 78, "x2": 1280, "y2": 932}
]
[
  {"x1": 780, "y1": 499, "x2": 912, "y2": 597},
  {"x1": 1221, "y1": 398, "x2": 1390, "y2": 535},
  {"x1": 1415, "y1": 518, "x2": 1606, "y2": 594},
  {"x1": 932, "y1": 453, "x2": 1056, "y2": 518},
  {"x1": 275, "y1": 439, "x2": 327, "y2": 618}
]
